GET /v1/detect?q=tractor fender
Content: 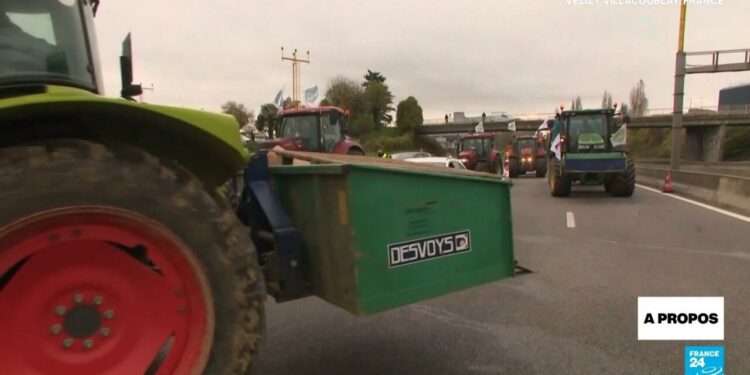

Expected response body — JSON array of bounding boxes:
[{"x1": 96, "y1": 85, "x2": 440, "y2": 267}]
[
  {"x1": 333, "y1": 138, "x2": 364, "y2": 154},
  {"x1": 0, "y1": 85, "x2": 249, "y2": 188}
]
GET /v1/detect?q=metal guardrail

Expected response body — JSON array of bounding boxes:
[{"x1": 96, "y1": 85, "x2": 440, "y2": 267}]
[
  {"x1": 685, "y1": 48, "x2": 750, "y2": 74},
  {"x1": 423, "y1": 105, "x2": 750, "y2": 125}
]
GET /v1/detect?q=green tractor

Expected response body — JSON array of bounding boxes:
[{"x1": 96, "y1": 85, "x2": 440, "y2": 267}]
[
  {"x1": 547, "y1": 108, "x2": 634, "y2": 197},
  {"x1": 0, "y1": 1, "x2": 517, "y2": 374}
]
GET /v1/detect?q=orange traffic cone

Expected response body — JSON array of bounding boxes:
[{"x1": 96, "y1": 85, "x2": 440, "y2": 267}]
[{"x1": 662, "y1": 171, "x2": 673, "y2": 193}]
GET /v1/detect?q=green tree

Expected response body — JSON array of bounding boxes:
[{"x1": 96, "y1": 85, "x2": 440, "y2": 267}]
[
  {"x1": 324, "y1": 76, "x2": 365, "y2": 115},
  {"x1": 221, "y1": 101, "x2": 253, "y2": 128},
  {"x1": 364, "y1": 81, "x2": 394, "y2": 129},
  {"x1": 363, "y1": 69, "x2": 386, "y2": 87},
  {"x1": 629, "y1": 79, "x2": 649, "y2": 116},
  {"x1": 255, "y1": 103, "x2": 278, "y2": 133},
  {"x1": 396, "y1": 96, "x2": 423, "y2": 134},
  {"x1": 349, "y1": 115, "x2": 376, "y2": 137}
]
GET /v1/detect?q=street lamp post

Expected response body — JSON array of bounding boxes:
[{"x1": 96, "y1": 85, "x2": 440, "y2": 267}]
[{"x1": 281, "y1": 47, "x2": 310, "y2": 107}]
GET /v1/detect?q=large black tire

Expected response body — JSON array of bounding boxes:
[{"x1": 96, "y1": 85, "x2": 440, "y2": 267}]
[
  {"x1": 609, "y1": 156, "x2": 636, "y2": 197},
  {"x1": 0, "y1": 140, "x2": 265, "y2": 375},
  {"x1": 508, "y1": 158, "x2": 520, "y2": 178},
  {"x1": 535, "y1": 158, "x2": 547, "y2": 178},
  {"x1": 548, "y1": 158, "x2": 571, "y2": 197}
]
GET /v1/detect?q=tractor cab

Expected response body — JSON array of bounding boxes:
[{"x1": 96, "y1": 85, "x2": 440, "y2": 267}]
[
  {"x1": 557, "y1": 109, "x2": 621, "y2": 153},
  {"x1": 0, "y1": 0, "x2": 102, "y2": 93},
  {"x1": 514, "y1": 136, "x2": 538, "y2": 158},
  {"x1": 261, "y1": 106, "x2": 364, "y2": 155}
]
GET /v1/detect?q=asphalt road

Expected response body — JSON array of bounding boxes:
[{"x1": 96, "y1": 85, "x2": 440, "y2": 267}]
[{"x1": 252, "y1": 174, "x2": 749, "y2": 374}]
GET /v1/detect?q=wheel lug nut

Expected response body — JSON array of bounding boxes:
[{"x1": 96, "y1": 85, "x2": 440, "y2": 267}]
[
  {"x1": 100, "y1": 327, "x2": 110, "y2": 337},
  {"x1": 50, "y1": 324, "x2": 62, "y2": 335},
  {"x1": 93, "y1": 296, "x2": 103, "y2": 305},
  {"x1": 62, "y1": 338, "x2": 74, "y2": 348},
  {"x1": 103, "y1": 310, "x2": 114, "y2": 319},
  {"x1": 54, "y1": 306, "x2": 66, "y2": 316},
  {"x1": 73, "y1": 294, "x2": 84, "y2": 304},
  {"x1": 83, "y1": 339, "x2": 94, "y2": 349}
]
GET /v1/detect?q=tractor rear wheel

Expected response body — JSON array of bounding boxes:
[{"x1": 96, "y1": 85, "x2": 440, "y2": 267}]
[
  {"x1": 508, "y1": 158, "x2": 520, "y2": 178},
  {"x1": 0, "y1": 140, "x2": 265, "y2": 375},
  {"x1": 548, "y1": 158, "x2": 571, "y2": 197},
  {"x1": 609, "y1": 156, "x2": 636, "y2": 197}
]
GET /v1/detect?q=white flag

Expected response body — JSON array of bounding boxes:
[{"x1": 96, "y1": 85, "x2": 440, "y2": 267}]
[
  {"x1": 537, "y1": 119, "x2": 549, "y2": 132},
  {"x1": 273, "y1": 88, "x2": 284, "y2": 108},
  {"x1": 611, "y1": 123, "x2": 627, "y2": 147},
  {"x1": 508, "y1": 121, "x2": 517, "y2": 131},
  {"x1": 304, "y1": 85, "x2": 319, "y2": 104},
  {"x1": 474, "y1": 121, "x2": 484, "y2": 133},
  {"x1": 550, "y1": 133, "x2": 561, "y2": 159}
]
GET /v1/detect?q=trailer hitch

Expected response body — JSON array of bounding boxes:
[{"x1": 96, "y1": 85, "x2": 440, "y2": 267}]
[{"x1": 236, "y1": 153, "x2": 310, "y2": 300}]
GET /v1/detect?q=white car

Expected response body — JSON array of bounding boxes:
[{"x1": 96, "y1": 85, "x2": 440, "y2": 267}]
[{"x1": 404, "y1": 157, "x2": 467, "y2": 169}]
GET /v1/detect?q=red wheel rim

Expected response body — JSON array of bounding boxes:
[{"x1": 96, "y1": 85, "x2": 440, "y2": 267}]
[{"x1": 0, "y1": 207, "x2": 213, "y2": 375}]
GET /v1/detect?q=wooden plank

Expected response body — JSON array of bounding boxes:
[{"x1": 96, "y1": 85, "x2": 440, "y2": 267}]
[{"x1": 268, "y1": 147, "x2": 505, "y2": 180}]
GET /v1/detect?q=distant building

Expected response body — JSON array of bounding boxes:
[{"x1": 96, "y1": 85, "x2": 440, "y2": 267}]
[{"x1": 718, "y1": 83, "x2": 750, "y2": 113}]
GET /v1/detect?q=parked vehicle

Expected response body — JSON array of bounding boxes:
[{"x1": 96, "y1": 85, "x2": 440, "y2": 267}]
[
  {"x1": 391, "y1": 151, "x2": 432, "y2": 160},
  {"x1": 405, "y1": 157, "x2": 467, "y2": 169}
]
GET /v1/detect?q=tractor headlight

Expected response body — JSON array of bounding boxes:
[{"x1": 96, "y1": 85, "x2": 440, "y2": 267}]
[{"x1": 460, "y1": 158, "x2": 469, "y2": 164}]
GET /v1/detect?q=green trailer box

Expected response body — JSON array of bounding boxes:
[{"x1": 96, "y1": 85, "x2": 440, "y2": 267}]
[{"x1": 269, "y1": 157, "x2": 515, "y2": 315}]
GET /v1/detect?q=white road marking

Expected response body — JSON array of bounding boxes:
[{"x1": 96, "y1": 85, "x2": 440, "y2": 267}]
[
  {"x1": 636, "y1": 184, "x2": 750, "y2": 223},
  {"x1": 566, "y1": 211, "x2": 576, "y2": 228}
]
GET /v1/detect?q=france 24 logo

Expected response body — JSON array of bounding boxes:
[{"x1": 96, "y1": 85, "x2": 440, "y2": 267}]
[{"x1": 685, "y1": 346, "x2": 723, "y2": 375}]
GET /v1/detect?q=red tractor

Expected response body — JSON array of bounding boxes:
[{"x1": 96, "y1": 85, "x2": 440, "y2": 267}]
[
  {"x1": 457, "y1": 132, "x2": 513, "y2": 174},
  {"x1": 260, "y1": 106, "x2": 365, "y2": 155},
  {"x1": 507, "y1": 135, "x2": 546, "y2": 178}
]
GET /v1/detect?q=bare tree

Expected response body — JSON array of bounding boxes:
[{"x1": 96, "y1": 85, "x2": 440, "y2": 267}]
[
  {"x1": 629, "y1": 79, "x2": 649, "y2": 116},
  {"x1": 571, "y1": 95, "x2": 582, "y2": 110},
  {"x1": 601, "y1": 90, "x2": 613, "y2": 109}
]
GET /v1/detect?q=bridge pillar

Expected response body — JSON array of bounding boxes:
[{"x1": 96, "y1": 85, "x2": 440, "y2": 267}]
[
  {"x1": 703, "y1": 124, "x2": 726, "y2": 162},
  {"x1": 685, "y1": 128, "x2": 701, "y2": 161},
  {"x1": 685, "y1": 125, "x2": 726, "y2": 162}
]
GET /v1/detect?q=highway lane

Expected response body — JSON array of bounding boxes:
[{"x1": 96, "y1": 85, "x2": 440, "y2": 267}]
[{"x1": 252, "y1": 174, "x2": 749, "y2": 374}]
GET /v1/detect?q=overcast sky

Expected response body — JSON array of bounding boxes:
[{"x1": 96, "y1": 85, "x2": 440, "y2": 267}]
[{"x1": 94, "y1": 1, "x2": 749, "y2": 120}]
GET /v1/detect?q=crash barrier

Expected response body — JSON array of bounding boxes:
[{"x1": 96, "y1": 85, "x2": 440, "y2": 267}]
[{"x1": 637, "y1": 164, "x2": 750, "y2": 216}]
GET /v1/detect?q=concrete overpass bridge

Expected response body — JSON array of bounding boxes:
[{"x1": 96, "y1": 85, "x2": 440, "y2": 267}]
[{"x1": 416, "y1": 112, "x2": 750, "y2": 161}]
